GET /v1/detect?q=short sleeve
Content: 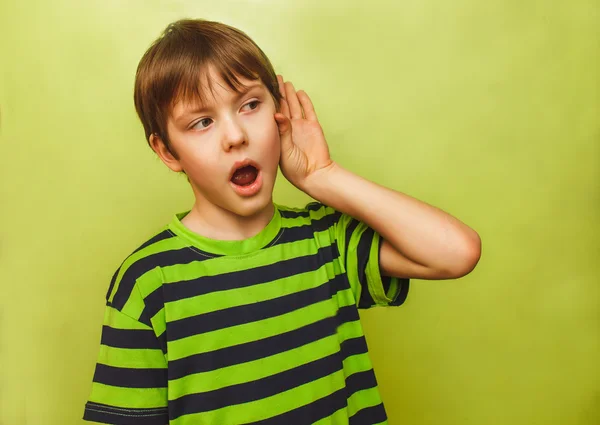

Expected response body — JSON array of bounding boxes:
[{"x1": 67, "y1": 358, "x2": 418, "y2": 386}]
[
  {"x1": 83, "y1": 304, "x2": 168, "y2": 424},
  {"x1": 333, "y1": 210, "x2": 410, "y2": 309}
]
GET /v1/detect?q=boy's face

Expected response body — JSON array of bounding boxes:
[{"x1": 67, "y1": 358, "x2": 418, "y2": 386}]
[{"x1": 160, "y1": 66, "x2": 281, "y2": 218}]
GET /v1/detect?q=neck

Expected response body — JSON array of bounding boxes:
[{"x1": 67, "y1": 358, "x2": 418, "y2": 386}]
[{"x1": 181, "y1": 200, "x2": 275, "y2": 241}]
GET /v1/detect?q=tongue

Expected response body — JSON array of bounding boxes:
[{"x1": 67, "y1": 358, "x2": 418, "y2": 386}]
[{"x1": 231, "y1": 166, "x2": 258, "y2": 186}]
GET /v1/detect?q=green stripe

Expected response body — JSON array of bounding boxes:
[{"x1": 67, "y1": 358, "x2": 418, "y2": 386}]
[
  {"x1": 347, "y1": 386, "x2": 384, "y2": 417},
  {"x1": 365, "y1": 234, "x2": 402, "y2": 305},
  {"x1": 366, "y1": 233, "x2": 390, "y2": 305},
  {"x1": 150, "y1": 307, "x2": 166, "y2": 336},
  {"x1": 98, "y1": 345, "x2": 166, "y2": 369},
  {"x1": 166, "y1": 261, "x2": 343, "y2": 322},
  {"x1": 386, "y1": 277, "x2": 400, "y2": 300},
  {"x1": 108, "y1": 235, "x2": 186, "y2": 302},
  {"x1": 169, "y1": 333, "x2": 341, "y2": 399},
  {"x1": 160, "y1": 238, "x2": 313, "y2": 278},
  {"x1": 337, "y1": 318, "x2": 366, "y2": 341},
  {"x1": 171, "y1": 370, "x2": 346, "y2": 425},
  {"x1": 337, "y1": 215, "x2": 369, "y2": 305},
  {"x1": 161, "y1": 234, "x2": 334, "y2": 281},
  {"x1": 168, "y1": 291, "x2": 354, "y2": 360},
  {"x1": 104, "y1": 306, "x2": 150, "y2": 330},
  {"x1": 278, "y1": 205, "x2": 332, "y2": 228},
  {"x1": 169, "y1": 322, "x2": 371, "y2": 399},
  {"x1": 313, "y1": 407, "x2": 349, "y2": 425},
  {"x1": 121, "y1": 285, "x2": 146, "y2": 321},
  {"x1": 89, "y1": 382, "x2": 167, "y2": 408},
  {"x1": 137, "y1": 263, "x2": 165, "y2": 298},
  {"x1": 342, "y1": 352, "x2": 373, "y2": 376}
]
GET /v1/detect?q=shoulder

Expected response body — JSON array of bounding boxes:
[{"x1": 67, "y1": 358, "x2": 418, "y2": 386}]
[{"x1": 105, "y1": 227, "x2": 182, "y2": 311}]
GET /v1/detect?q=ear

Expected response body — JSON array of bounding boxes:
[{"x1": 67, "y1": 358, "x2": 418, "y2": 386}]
[{"x1": 149, "y1": 133, "x2": 184, "y2": 173}]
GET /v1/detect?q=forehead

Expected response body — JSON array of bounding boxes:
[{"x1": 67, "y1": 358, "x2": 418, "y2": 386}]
[{"x1": 170, "y1": 65, "x2": 265, "y2": 116}]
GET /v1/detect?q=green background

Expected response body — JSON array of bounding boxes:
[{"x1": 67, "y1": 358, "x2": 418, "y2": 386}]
[{"x1": 1, "y1": 0, "x2": 598, "y2": 424}]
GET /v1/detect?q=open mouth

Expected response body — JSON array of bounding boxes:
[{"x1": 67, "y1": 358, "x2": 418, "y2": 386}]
[{"x1": 230, "y1": 161, "x2": 260, "y2": 187}]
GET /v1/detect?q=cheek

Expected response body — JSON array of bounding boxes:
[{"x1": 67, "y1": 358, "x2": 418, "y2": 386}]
[
  {"x1": 179, "y1": 145, "x2": 221, "y2": 183},
  {"x1": 264, "y1": 124, "x2": 281, "y2": 166},
  {"x1": 247, "y1": 113, "x2": 280, "y2": 163},
  {"x1": 259, "y1": 113, "x2": 281, "y2": 151}
]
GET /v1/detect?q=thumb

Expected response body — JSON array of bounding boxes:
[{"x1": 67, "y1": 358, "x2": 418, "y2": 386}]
[{"x1": 274, "y1": 113, "x2": 293, "y2": 152}]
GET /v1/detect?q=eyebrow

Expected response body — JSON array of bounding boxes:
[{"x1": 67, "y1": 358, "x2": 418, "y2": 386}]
[{"x1": 174, "y1": 83, "x2": 264, "y2": 125}]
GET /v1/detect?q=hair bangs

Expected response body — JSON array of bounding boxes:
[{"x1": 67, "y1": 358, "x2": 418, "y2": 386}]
[
  {"x1": 134, "y1": 19, "x2": 282, "y2": 153},
  {"x1": 172, "y1": 45, "x2": 264, "y2": 111}
]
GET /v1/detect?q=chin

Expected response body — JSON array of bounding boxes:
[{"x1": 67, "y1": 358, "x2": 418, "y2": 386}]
[
  {"x1": 234, "y1": 171, "x2": 277, "y2": 217},
  {"x1": 230, "y1": 195, "x2": 273, "y2": 218},
  {"x1": 195, "y1": 171, "x2": 277, "y2": 218}
]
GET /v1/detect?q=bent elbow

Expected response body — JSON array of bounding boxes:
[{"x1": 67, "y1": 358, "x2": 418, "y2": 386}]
[{"x1": 450, "y1": 231, "x2": 482, "y2": 279}]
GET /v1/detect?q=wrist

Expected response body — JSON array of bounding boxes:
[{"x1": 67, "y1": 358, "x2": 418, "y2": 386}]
[{"x1": 301, "y1": 161, "x2": 345, "y2": 202}]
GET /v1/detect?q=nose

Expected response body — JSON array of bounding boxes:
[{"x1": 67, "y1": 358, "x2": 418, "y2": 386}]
[{"x1": 221, "y1": 116, "x2": 247, "y2": 151}]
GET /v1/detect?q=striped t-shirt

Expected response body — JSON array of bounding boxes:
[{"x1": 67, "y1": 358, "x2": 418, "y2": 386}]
[{"x1": 83, "y1": 202, "x2": 409, "y2": 425}]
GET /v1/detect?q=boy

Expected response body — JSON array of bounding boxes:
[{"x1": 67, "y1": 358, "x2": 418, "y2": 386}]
[{"x1": 83, "y1": 18, "x2": 481, "y2": 425}]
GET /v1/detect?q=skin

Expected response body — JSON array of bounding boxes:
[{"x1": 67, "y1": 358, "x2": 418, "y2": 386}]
[
  {"x1": 151, "y1": 67, "x2": 482, "y2": 280},
  {"x1": 150, "y1": 65, "x2": 281, "y2": 241}
]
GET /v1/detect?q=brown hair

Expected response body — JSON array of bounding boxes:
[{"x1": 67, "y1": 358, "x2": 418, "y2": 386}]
[{"x1": 134, "y1": 19, "x2": 282, "y2": 157}]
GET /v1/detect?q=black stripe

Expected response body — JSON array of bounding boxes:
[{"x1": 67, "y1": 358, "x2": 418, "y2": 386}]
[
  {"x1": 167, "y1": 273, "x2": 347, "y2": 341},
  {"x1": 357, "y1": 228, "x2": 377, "y2": 309},
  {"x1": 307, "y1": 201, "x2": 328, "y2": 210},
  {"x1": 277, "y1": 202, "x2": 328, "y2": 219},
  {"x1": 344, "y1": 219, "x2": 360, "y2": 258},
  {"x1": 244, "y1": 387, "x2": 348, "y2": 425},
  {"x1": 92, "y1": 364, "x2": 167, "y2": 388},
  {"x1": 168, "y1": 307, "x2": 348, "y2": 380},
  {"x1": 345, "y1": 369, "x2": 378, "y2": 398},
  {"x1": 138, "y1": 213, "x2": 345, "y2": 320},
  {"x1": 112, "y1": 247, "x2": 213, "y2": 310},
  {"x1": 163, "y1": 244, "x2": 340, "y2": 304},
  {"x1": 349, "y1": 403, "x2": 387, "y2": 425},
  {"x1": 169, "y1": 352, "x2": 343, "y2": 420},
  {"x1": 100, "y1": 326, "x2": 162, "y2": 350},
  {"x1": 105, "y1": 231, "x2": 174, "y2": 301},
  {"x1": 157, "y1": 330, "x2": 167, "y2": 354},
  {"x1": 376, "y1": 232, "x2": 411, "y2": 307},
  {"x1": 383, "y1": 275, "x2": 392, "y2": 293},
  {"x1": 340, "y1": 336, "x2": 369, "y2": 360},
  {"x1": 264, "y1": 224, "x2": 314, "y2": 246},
  {"x1": 278, "y1": 209, "x2": 310, "y2": 219},
  {"x1": 140, "y1": 285, "x2": 165, "y2": 325},
  {"x1": 105, "y1": 269, "x2": 120, "y2": 302},
  {"x1": 273, "y1": 213, "x2": 338, "y2": 246},
  {"x1": 389, "y1": 277, "x2": 410, "y2": 306},
  {"x1": 142, "y1": 222, "x2": 339, "y2": 319},
  {"x1": 133, "y1": 230, "x2": 174, "y2": 254},
  {"x1": 312, "y1": 211, "x2": 341, "y2": 232},
  {"x1": 137, "y1": 309, "x2": 153, "y2": 328},
  {"x1": 336, "y1": 301, "x2": 361, "y2": 324},
  {"x1": 83, "y1": 403, "x2": 168, "y2": 425},
  {"x1": 357, "y1": 286, "x2": 376, "y2": 309},
  {"x1": 356, "y1": 226, "x2": 374, "y2": 272}
]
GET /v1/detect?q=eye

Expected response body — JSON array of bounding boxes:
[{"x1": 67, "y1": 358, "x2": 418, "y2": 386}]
[
  {"x1": 242, "y1": 100, "x2": 260, "y2": 111},
  {"x1": 191, "y1": 118, "x2": 213, "y2": 130}
]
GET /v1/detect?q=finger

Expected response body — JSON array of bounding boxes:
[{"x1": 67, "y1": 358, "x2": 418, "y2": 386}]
[
  {"x1": 280, "y1": 96, "x2": 291, "y2": 119},
  {"x1": 274, "y1": 113, "x2": 293, "y2": 152},
  {"x1": 297, "y1": 90, "x2": 318, "y2": 122},
  {"x1": 276, "y1": 75, "x2": 291, "y2": 118},
  {"x1": 285, "y1": 81, "x2": 304, "y2": 120},
  {"x1": 276, "y1": 75, "x2": 285, "y2": 98}
]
